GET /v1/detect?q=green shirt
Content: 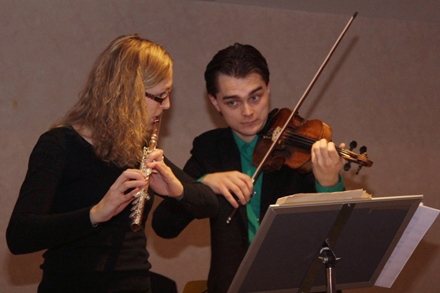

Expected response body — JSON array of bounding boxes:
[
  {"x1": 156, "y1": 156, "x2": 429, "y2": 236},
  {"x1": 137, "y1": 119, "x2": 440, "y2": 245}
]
[{"x1": 232, "y1": 132, "x2": 262, "y2": 245}]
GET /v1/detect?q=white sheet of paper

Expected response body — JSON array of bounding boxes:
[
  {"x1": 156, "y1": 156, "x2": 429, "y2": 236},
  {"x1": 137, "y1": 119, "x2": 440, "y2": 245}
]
[
  {"x1": 275, "y1": 189, "x2": 371, "y2": 205},
  {"x1": 375, "y1": 204, "x2": 439, "y2": 288}
]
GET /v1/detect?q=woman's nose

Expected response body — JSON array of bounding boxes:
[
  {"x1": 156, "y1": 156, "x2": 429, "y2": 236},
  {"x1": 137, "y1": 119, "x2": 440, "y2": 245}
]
[{"x1": 161, "y1": 97, "x2": 170, "y2": 110}]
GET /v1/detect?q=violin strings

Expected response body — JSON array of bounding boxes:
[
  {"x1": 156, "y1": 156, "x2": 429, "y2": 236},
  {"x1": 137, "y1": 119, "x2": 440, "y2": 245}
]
[
  {"x1": 281, "y1": 131, "x2": 369, "y2": 161},
  {"x1": 282, "y1": 131, "x2": 318, "y2": 148}
]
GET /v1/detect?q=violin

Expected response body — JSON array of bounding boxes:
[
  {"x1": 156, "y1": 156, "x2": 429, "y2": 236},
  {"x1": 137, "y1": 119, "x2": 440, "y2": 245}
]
[{"x1": 253, "y1": 108, "x2": 373, "y2": 174}]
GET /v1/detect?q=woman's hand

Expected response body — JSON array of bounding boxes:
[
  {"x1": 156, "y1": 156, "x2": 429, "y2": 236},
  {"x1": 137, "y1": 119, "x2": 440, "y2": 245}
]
[
  {"x1": 144, "y1": 148, "x2": 184, "y2": 198},
  {"x1": 90, "y1": 169, "x2": 147, "y2": 226}
]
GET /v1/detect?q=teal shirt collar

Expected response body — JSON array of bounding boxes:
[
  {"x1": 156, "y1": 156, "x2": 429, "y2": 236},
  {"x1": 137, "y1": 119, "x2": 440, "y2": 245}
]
[{"x1": 232, "y1": 131, "x2": 259, "y2": 157}]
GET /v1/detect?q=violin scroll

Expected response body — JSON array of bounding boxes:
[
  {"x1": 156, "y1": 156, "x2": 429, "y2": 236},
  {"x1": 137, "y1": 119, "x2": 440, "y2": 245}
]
[{"x1": 341, "y1": 142, "x2": 372, "y2": 174}]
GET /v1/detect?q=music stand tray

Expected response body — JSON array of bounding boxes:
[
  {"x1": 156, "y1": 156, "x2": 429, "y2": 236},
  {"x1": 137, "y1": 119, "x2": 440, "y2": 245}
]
[{"x1": 228, "y1": 195, "x2": 423, "y2": 293}]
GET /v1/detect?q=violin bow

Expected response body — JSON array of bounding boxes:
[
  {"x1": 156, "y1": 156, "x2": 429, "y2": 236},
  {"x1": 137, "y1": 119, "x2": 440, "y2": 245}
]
[{"x1": 227, "y1": 12, "x2": 359, "y2": 224}]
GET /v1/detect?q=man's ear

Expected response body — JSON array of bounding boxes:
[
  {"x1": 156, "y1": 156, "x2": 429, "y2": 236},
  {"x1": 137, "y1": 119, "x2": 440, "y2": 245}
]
[{"x1": 208, "y1": 94, "x2": 221, "y2": 112}]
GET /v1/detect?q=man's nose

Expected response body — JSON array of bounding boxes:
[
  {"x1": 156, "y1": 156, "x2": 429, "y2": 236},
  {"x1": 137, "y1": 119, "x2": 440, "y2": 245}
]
[{"x1": 241, "y1": 103, "x2": 254, "y2": 116}]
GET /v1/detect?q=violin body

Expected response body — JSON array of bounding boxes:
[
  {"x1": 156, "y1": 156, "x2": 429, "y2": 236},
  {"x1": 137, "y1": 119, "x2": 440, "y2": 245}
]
[{"x1": 253, "y1": 108, "x2": 372, "y2": 173}]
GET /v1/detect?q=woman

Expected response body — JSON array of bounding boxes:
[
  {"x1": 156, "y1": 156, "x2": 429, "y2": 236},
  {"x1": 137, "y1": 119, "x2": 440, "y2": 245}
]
[{"x1": 6, "y1": 34, "x2": 217, "y2": 292}]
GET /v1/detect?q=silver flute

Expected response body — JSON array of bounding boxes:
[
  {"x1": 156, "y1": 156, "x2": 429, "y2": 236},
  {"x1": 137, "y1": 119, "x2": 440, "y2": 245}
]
[{"x1": 130, "y1": 118, "x2": 160, "y2": 232}]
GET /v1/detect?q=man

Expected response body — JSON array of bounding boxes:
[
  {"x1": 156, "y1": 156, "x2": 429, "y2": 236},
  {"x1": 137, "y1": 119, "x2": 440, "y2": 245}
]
[{"x1": 153, "y1": 43, "x2": 345, "y2": 293}]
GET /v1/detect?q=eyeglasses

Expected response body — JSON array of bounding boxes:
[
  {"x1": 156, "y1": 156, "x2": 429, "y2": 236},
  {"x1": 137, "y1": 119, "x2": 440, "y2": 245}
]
[{"x1": 145, "y1": 90, "x2": 170, "y2": 104}]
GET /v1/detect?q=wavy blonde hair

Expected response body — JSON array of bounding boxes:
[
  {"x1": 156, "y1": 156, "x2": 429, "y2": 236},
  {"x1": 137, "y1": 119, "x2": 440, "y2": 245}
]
[{"x1": 54, "y1": 34, "x2": 172, "y2": 168}]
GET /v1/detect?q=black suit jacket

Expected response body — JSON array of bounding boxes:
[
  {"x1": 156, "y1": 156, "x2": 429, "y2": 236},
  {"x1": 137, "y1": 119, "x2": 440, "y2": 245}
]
[{"x1": 153, "y1": 126, "x2": 316, "y2": 293}]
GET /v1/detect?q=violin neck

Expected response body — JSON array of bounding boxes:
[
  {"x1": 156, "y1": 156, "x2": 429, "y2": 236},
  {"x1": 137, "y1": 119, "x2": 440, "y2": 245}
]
[{"x1": 283, "y1": 132, "x2": 371, "y2": 167}]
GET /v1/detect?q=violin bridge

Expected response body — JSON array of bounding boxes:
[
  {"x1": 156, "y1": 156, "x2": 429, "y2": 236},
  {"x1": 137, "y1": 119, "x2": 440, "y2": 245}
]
[{"x1": 272, "y1": 126, "x2": 282, "y2": 142}]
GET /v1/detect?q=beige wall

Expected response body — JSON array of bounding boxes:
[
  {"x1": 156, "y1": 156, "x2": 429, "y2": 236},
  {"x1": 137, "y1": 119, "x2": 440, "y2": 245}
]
[{"x1": 1, "y1": 0, "x2": 439, "y2": 292}]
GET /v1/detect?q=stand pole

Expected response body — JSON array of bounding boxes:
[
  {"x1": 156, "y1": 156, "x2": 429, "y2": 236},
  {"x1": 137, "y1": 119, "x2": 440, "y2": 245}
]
[{"x1": 320, "y1": 245, "x2": 340, "y2": 293}]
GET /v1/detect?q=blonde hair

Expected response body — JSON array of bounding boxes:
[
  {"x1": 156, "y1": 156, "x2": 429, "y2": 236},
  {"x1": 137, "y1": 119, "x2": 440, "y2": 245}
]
[{"x1": 54, "y1": 34, "x2": 172, "y2": 168}]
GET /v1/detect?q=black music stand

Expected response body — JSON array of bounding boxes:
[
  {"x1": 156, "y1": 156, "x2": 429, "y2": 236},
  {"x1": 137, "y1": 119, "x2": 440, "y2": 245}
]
[{"x1": 227, "y1": 195, "x2": 423, "y2": 293}]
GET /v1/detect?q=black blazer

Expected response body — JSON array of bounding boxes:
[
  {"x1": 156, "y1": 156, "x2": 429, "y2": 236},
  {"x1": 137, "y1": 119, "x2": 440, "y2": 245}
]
[{"x1": 153, "y1": 126, "x2": 316, "y2": 293}]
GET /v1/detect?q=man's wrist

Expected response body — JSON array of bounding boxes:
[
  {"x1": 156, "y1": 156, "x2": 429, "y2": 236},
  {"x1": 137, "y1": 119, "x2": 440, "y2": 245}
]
[{"x1": 315, "y1": 174, "x2": 344, "y2": 192}]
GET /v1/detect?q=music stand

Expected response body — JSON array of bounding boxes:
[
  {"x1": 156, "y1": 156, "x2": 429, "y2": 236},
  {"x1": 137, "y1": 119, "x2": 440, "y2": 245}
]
[{"x1": 227, "y1": 195, "x2": 423, "y2": 293}]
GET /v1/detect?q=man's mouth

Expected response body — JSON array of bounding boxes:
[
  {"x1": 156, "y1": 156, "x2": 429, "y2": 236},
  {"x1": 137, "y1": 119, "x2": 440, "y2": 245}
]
[{"x1": 242, "y1": 120, "x2": 257, "y2": 126}]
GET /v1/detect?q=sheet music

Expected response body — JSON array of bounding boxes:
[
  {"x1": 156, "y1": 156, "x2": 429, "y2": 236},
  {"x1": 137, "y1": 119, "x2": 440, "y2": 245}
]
[
  {"x1": 375, "y1": 204, "x2": 439, "y2": 288},
  {"x1": 275, "y1": 189, "x2": 371, "y2": 205}
]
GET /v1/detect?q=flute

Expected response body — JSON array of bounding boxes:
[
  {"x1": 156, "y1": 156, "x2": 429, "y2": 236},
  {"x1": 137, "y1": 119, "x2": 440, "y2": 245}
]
[{"x1": 130, "y1": 119, "x2": 160, "y2": 232}]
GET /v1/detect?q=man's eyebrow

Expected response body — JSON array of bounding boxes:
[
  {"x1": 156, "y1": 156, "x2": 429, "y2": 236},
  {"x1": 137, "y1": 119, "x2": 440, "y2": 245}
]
[
  {"x1": 221, "y1": 86, "x2": 263, "y2": 100},
  {"x1": 222, "y1": 94, "x2": 239, "y2": 100}
]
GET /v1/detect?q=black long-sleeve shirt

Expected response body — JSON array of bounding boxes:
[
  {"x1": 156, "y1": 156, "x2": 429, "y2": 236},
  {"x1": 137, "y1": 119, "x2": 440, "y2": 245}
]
[{"x1": 7, "y1": 126, "x2": 217, "y2": 277}]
